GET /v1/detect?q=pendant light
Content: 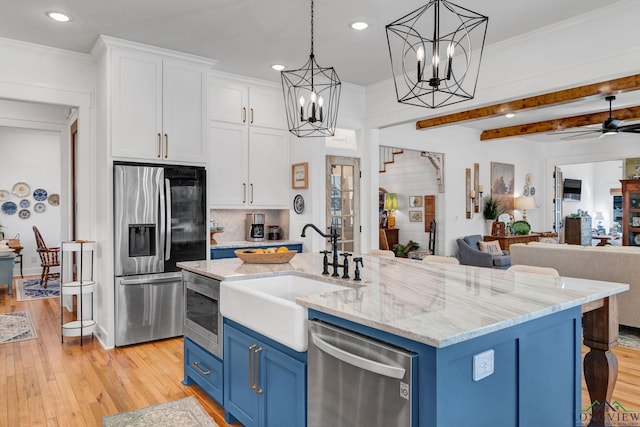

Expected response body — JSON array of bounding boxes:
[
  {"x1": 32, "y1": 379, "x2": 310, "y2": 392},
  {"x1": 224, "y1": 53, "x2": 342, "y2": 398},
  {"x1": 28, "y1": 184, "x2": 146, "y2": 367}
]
[
  {"x1": 386, "y1": 0, "x2": 488, "y2": 108},
  {"x1": 281, "y1": 0, "x2": 341, "y2": 137}
]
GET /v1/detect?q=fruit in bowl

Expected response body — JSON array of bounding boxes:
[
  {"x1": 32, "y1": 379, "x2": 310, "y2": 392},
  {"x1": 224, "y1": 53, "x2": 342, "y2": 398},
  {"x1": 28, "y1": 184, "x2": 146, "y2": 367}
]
[{"x1": 235, "y1": 248, "x2": 297, "y2": 264}]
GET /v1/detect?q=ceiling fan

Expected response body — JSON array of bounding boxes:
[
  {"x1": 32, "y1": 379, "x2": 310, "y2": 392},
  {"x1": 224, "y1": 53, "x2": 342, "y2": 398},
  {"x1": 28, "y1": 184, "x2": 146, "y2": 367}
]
[{"x1": 553, "y1": 95, "x2": 640, "y2": 140}]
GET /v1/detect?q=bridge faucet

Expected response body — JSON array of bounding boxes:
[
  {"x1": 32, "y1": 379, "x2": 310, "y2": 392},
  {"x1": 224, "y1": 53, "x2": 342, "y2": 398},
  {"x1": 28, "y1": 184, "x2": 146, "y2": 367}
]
[{"x1": 301, "y1": 223, "x2": 344, "y2": 277}]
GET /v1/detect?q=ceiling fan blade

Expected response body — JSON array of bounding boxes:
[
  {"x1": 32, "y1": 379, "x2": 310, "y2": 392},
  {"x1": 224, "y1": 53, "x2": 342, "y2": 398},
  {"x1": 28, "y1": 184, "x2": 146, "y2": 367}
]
[
  {"x1": 547, "y1": 129, "x2": 600, "y2": 136},
  {"x1": 560, "y1": 131, "x2": 601, "y2": 141},
  {"x1": 618, "y1": 123, "x2": 640, "y2": 133}
]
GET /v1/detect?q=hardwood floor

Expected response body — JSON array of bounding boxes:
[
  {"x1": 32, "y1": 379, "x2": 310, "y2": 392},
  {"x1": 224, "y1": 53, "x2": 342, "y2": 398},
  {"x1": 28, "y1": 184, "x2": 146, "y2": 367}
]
[
  {"x1": 0, "y1": 277, "x2": 234, "y2": 427},
  {"x1": 1, "y1": 277, "x2": 639, "y2": 426}
]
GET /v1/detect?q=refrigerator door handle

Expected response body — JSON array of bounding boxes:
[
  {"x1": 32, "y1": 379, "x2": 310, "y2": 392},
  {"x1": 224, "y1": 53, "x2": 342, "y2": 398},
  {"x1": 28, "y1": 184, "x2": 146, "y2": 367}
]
[
  {"x1": 159, "y1": 173, "x2": 167, "y2": 263},
  {"x1": 165, "y1": 178, "x2": 172, "y2": 261},
  {"x1": 310, "y1": 332, "x2": 406, "y2": 379}
]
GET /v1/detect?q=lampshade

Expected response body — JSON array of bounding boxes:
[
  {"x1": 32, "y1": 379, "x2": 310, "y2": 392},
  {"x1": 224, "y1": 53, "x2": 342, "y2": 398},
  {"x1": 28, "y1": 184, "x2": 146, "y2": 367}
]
[
  {"x1": 281, "y1": 0, "x2": 341, "y2": 137},
  {"x1": 384, "y1": 193, "x2": 398, "y2": 211},
  {"x1": 385, "y1": 0, "x2": 488, "y2": 108},
  {"x1": 515, "y1": 196, "x2": 536, "y2": 211}
]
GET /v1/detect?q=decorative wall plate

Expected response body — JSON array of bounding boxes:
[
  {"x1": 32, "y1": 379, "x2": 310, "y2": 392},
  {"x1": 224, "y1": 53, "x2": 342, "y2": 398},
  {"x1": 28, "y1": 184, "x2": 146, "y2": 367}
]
[
  {"x1": 530, "y1": 187, "x2": 536, "y2": 196},
  {"x1": 19, "y1": 199, "x2": 30, "y2": 208},
  {"x1": 33, "y1": 188, "x2": 48, "y2": 201},
  {"x1": 12, "y1": 182, "x2": 30, "y2": 197},
  {"x1": 0, "y1": 189, "x2": 10, "y2": 201},
  {"x1": 525, "y1": 173, "x2": 533, "y2": 185},
  {"x1": 18, "y1": 209, "x2": 30, "y2": 219},
  {"x1": 34, "y1": 202, "x2": 46, "y2": 213},
  {"x1": 48, "y1": 193, "x2": 60, "y2": 206},
  {"x1": 1, "y1": 201, "x2": 17, "y2": 215},
  {"x1": 523, "y1": 184, "x2": 529, "y2": 196},
  {"x1": 293, "y1": 194, "x2": 305, "y2": 214}
]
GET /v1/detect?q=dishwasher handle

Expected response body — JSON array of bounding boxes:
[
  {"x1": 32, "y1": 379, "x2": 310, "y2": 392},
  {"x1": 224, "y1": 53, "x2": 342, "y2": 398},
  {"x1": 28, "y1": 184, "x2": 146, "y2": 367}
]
[{"x1": 311, "y1": 332, "x2": 406, "y2": 379}]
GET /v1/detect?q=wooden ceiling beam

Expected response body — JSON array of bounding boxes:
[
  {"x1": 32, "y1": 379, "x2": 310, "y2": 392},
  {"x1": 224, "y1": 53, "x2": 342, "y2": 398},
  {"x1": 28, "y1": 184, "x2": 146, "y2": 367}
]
[
  {"x1": 479, "y1": 106, "x2": 640, "y2": 141},
  {"x1": 415, "y1": 74, "x2": 640, "y2": 130}
]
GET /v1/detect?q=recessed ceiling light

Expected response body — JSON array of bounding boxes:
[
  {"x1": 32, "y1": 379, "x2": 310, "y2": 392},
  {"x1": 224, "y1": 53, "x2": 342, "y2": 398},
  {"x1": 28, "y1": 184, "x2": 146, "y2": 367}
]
[
  {"x1": 271, "y1": 64, "x2": 285, "y2": 71},
  {"x1": 46, "y1": 11, "x2": 71, "y2": 22},
  {"x1": 350, "y1": 22, "x2": 369, "y2": 31},
  {"x1": 505, "y1": 113, "x2": 516, "y2": 118}
]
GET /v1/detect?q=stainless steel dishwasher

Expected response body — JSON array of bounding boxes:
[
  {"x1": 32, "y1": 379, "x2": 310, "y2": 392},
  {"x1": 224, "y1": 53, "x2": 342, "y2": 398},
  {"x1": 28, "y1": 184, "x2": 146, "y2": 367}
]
[{"x1": 308, "y1": 320, "x2": 416, "y2": 427}]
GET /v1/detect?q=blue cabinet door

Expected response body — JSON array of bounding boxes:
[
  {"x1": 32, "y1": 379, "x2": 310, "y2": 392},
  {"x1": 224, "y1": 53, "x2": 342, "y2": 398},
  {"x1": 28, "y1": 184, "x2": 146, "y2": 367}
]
[
  {"x1": 224, "y1": 320, "x2": 307, "y2": 427},
  {"x1": 224, "y1": 325, "x2": 259, "y2": 426},
  {"x1": 260, "y1": 344, "x2": 306, "y2": 427}
]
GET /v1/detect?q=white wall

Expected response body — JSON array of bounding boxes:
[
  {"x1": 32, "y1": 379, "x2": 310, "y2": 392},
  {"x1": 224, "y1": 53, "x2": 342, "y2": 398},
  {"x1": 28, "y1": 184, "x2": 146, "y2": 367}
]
[
  {"x1": 0, "y1": 127, "x2": 62, "y2": 275},
  {"x1": 377, "y1": 123, "x2": 545, "y2": 256}
]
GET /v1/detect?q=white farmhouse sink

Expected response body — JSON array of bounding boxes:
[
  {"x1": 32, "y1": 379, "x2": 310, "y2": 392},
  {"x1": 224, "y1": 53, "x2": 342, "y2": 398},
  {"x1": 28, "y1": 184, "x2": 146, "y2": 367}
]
[{"x1": 220, "y1": 275, "x2": 350, "y2": 351}]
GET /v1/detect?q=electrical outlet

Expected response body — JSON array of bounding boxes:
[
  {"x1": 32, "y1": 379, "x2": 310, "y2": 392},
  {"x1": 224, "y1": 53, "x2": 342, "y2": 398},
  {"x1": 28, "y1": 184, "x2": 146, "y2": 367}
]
[{"x1": 473, "y1": 349, "x2": 494, "y2": 381}]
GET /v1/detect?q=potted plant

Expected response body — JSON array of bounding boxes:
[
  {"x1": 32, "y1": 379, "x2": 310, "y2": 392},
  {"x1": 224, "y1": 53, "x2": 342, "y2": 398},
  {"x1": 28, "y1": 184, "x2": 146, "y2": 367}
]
[
  {"x1": 392, "y1": 240, "x2": 420, "y2": 258},
  {"x1": 482, "y1": 196, "x2": 503, "y2": 234}
]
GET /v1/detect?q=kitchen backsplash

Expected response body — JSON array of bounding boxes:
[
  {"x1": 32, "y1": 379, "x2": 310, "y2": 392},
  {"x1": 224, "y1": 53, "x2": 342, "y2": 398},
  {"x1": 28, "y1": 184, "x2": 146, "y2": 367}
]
[{"x1": 210, "y1": 209, "x2": 291, "y2": 242}]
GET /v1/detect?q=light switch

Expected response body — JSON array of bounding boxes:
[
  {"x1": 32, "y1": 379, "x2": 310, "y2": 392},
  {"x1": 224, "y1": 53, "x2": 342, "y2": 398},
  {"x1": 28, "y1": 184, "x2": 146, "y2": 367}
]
[{"x1": 473, "y1": 349, "x2": 494, "y2": 381}]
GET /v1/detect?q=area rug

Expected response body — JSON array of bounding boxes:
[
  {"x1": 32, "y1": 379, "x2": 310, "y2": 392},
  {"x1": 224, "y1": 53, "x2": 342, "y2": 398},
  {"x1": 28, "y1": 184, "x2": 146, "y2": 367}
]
[
  {"x1": 102, "y1": 397, "x2": 218, "y2": 427},
  {"x1": 0, "y1": 311, "x2": 38, "y2": 344},
  {"x1": 15, "y1": 277, "x2": 60, "y2": 301},
  {"x1": 619, "y1": 326, "x2": 640, "y2": 350}
]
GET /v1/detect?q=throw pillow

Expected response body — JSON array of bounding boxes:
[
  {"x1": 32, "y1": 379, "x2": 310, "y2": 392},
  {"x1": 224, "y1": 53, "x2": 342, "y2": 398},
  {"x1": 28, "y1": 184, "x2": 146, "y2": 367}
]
[{"x1": 478, "y1": 240, "x2": 502, "y2": 254}]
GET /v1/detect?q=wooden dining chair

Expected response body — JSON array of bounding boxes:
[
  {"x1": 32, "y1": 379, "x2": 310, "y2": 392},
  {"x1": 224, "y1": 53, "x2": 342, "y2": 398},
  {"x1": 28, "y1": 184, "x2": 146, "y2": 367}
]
[{"x1": 32, "y1": 226, "x2": 60, "y2": 288}]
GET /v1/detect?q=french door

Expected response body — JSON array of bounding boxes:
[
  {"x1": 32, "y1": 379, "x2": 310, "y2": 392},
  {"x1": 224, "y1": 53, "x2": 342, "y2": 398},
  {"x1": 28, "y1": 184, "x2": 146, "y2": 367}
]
[{"x1": 326, "y1": 156, "x2": 360, "y2": 253}]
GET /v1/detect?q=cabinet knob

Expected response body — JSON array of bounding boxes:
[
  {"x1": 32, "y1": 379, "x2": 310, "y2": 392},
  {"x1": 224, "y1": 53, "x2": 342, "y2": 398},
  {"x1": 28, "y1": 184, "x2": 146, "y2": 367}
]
[
  {"x1": 253, "y1": 346, "x2": 263, "y2": 394},
  {"x1": 157, "y1": 133, "x2": 162, "y2": 158},
  {"x1": 242, "y1": 183, "x2": 247, "y2": 204},
  {"x1": 242, "y1": 107, "x2": 247, "y2": 123},
  {"x1": 164, "y1": 133, "x2": 168, "y2": 158},
  {"x1": 250, "y1": 108, "x2": 254, "y2": 124},
  {"x1": 250, "y1": 183, "x2": 254, "y2": 204},
  {"x1": 248, "y1": 343, "x2": 256, "y2": 389}
]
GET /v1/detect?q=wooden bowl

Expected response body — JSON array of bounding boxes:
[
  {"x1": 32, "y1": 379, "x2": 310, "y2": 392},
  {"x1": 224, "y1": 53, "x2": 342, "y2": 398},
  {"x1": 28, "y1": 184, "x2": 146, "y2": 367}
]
[{"x1": 234, "y1": 249, "x2": 297, "y2": 264}]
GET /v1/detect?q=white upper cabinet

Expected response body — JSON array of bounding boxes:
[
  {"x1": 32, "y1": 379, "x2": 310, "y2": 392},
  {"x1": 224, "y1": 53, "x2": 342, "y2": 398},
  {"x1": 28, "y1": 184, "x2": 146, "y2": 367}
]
[
  {"x1": 208, "y1": 75, "x2": 290, "y2": 209},
  {"x1": 109, "y1": 46, "x2": 210, "y2": 164},
  {"x1": 209, "y1": 77, "x2": 287, "y2": 130}
]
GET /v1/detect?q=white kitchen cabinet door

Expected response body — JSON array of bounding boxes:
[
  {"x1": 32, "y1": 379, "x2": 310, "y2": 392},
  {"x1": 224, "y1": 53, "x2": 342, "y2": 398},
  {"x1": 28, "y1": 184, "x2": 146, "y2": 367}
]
[
  {"x1": 248, "y1": 128, "x2": 289, "y2": 207},
  {"x1": 112, "y1": 50, "x2": 163, "y2": 160},
  {"x1": 162, "y1": 60, "x2": 207, "y2": 163},
  {"x1": 208, "y1": 122, "x2": 248, "y2": 207},
  {"x1": 209, "y1": 79, "x2": 248, "y2": 125},
  {"x1": 248, "y1": 85, "x2": 287, "y2": 130}
]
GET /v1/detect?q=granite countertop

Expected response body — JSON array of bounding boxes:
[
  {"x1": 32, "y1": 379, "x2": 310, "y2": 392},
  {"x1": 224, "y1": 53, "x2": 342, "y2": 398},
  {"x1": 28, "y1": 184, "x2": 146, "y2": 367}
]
[
  {"x1": 178, "y1": 253, "x2": 629, "y2": 348},
  {"x1": 210, "y1": 240, "x2": 303, "y2": 249}
]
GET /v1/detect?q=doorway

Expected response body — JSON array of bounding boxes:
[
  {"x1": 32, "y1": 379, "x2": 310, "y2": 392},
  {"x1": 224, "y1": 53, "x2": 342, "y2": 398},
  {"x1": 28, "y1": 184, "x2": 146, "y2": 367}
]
[{"x1": 326, "y1": 156, "x2": 360, "y2": 253}]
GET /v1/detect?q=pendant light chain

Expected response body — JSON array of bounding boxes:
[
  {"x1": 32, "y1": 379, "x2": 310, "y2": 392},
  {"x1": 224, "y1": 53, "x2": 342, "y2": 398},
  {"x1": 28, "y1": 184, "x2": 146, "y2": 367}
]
[{"x1": 310, "y1": 0, "x2": 314, "y2": 57}]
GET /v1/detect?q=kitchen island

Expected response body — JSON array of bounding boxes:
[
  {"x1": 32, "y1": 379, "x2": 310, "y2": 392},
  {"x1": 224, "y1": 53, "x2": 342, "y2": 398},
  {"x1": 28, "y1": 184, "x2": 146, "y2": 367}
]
[{"x1": 179, "y1": 253, "x2": 628, "y2": 427}]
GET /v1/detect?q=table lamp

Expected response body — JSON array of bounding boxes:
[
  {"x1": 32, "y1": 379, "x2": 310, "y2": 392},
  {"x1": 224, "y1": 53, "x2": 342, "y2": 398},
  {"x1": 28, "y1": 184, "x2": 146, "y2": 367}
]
[
  {"x1": 384, "y1": 193, "x2": 399, "y2": 228},
  {"x1": 515, "y1": 196, "x2": 536, "y2": 222}
]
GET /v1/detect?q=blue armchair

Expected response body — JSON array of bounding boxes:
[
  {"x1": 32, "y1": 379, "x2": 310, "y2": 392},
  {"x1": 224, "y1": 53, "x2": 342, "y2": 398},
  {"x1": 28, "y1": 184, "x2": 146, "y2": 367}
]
[{"x1": 456, "y1": 235, "x2": 511, "y2": 269}]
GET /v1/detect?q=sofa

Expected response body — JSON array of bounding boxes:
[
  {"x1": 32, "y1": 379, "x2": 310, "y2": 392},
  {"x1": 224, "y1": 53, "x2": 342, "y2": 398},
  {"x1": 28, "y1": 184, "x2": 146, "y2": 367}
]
[
  {"x1": 456, "y1": 235, "x2": 511, "y2": 269},
  {"x1": 510, "y1": 243, "x2": 640, "y2": 328}
]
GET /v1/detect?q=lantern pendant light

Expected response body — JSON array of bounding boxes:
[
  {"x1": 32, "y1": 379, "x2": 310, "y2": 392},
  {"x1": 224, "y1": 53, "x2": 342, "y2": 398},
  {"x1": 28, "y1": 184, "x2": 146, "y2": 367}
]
[
  {"x1": 281, "y1": 0, "x2": 341, "y2": 137},
  {"x1": 386, "y1": 0, "x2": 488, "y2": 108}
]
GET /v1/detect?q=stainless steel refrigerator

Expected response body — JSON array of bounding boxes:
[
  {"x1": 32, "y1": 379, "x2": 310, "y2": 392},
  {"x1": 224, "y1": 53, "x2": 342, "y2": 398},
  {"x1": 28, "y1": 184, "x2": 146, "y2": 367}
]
[{"x1": 114, "y1": 162, "x2": 206, "y2": 346}]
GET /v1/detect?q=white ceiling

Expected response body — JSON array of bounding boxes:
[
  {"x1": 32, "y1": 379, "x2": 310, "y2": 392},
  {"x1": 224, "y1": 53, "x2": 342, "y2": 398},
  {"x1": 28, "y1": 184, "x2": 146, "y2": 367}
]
[
  {"x1": 3, "y1": 0, "x2": 638, "y2": 142},
  {"x1": 0, "y1": 0, "x2": 611, "y2": 87}
]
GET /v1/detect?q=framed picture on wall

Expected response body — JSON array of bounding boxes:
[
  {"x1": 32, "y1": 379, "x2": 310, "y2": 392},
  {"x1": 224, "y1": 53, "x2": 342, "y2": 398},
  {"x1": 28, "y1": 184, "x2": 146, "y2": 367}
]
[
  {"x1": 490, "y1": 162, "x2": 515, "y2": 213},
  {"x1": 409, "y1": 210, "x2": 423, "y2": 222},
  {"x1": 291, "y1": 162, "x2": 309, "y2": 189},
  {"x1": 409, "y1": 196, "x2": 423, "y2": 207}
]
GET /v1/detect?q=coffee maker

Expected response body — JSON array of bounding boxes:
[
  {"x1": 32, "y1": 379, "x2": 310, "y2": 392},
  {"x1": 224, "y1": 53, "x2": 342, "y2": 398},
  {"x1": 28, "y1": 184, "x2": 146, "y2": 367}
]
[{"x1": 246, "y1": 213, "x2": 266, "y2": 242}]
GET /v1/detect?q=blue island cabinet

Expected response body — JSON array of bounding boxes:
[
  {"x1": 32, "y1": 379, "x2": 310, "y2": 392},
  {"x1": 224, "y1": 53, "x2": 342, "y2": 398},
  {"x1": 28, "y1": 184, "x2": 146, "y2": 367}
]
[
  {"x1": 310, "y1": 307, "x2": 583, "y2": 427},
  {"x1": 224, "y1": 319, "x2": 307, "y2": 427},
  {"x1": 182, "y1": 338, "x2": 224, "y2": 406}
]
